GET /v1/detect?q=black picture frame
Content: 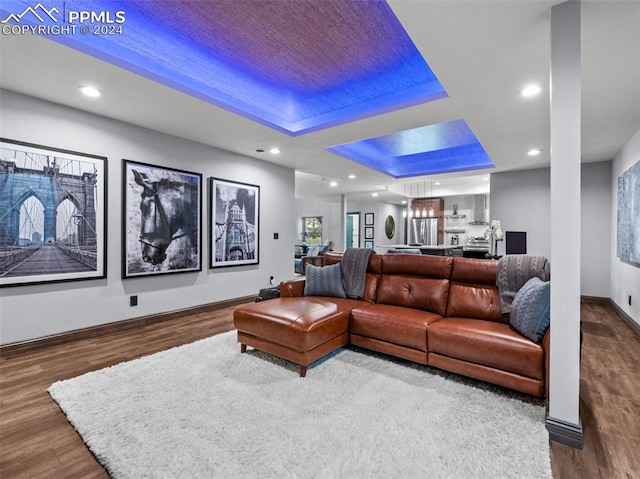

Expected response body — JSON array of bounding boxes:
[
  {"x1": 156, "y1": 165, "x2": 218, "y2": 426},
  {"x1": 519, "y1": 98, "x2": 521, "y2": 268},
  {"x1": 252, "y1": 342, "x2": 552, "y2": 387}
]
[
  {"x1": 0, "y1": 138, "x2": 108, "y2": 287},
  {"x1": 210, "y1": 177, "x2": 260, "y2": 268},
  {"x1": 365, "y1": 212, "x2": 374, "y2": 226},
  {"x1": 122, "y1": 159, "x2": 202, "y2": 278},
  {"x1": 364, "y1": 240, "x2": 374, "y2": 249},
  {"x1": 364, "y1": 226, "x2": 374, "y2": 240}
]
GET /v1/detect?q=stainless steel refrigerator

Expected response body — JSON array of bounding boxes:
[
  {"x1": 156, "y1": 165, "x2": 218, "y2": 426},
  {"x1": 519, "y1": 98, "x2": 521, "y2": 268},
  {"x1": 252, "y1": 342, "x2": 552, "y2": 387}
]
[{"x1": 408, "y1": 218, "x2": 438, "y2": 245}]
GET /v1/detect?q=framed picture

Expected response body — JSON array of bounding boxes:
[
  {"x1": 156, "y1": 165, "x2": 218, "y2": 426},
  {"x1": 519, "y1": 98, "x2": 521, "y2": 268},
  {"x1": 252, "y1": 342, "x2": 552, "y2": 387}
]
[
  {"x1": 364, "y1": 240, "x2": 374, "y2": 249},
  {"x1": 364, "y1": 226, "x2": 374, "y2": 240},
  {"x1": 122, "y1": 160, "x2": 202, "y2": 278},
  {"x1": 210, "y1": 177, "x2": 259, "y2": 268},
  {"x1": 365, "y1": 212, "x2": 374, "y2": 226},
  {"x1": 617, "y1": 159, "x2": 640, "y2": 267},
  {"x1": 0, "y1": 138, "x2": 107, "y2": 287}
]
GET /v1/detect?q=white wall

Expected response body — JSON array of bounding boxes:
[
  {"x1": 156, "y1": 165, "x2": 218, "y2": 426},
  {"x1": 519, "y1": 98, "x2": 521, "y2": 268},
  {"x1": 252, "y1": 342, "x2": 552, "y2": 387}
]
[
  {"x1": 581, "y1": 161, "x2": 612, "y2": 297},
  {"x1": 0, "y1": 90, "x2": 295, "y2": 345},
  {"x1": 296, "y1": 198, "x2": 405, "y2": 253},
  {"x1": 370, "y1": 201, "x2": 404, "y2": 250},
  {"x1": 610, "y1": 128, "x2": 640, "y2": 326},
  {"x1": 491, "y1": 163, "x2": 612, "y2": 298},
  {"x1": 296, "y1": 197, "x2": 342, "y2": 246}
]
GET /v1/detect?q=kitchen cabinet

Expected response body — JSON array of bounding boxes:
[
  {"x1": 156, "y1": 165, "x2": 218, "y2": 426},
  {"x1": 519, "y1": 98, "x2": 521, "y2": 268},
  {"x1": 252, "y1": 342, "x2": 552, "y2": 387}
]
[{"x1": 410, "y1": 198, "x2": 444, "y2": 244}]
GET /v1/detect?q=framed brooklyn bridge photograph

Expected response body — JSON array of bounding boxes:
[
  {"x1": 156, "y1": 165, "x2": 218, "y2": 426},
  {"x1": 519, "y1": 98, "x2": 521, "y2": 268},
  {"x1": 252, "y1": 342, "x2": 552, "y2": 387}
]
[
  {"x1": 122, "y1": 160, "x2": 202, "y2": 278},
  {"x1": 210, "y1": 177, "x2": 259, "y2": 268},
  {"x1": 0, "y1": 138, "x2": 107, "y2": 287}
]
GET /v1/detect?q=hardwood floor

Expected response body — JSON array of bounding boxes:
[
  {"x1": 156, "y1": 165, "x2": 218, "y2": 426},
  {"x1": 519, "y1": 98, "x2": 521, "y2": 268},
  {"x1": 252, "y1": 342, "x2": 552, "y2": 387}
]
[
  {"x1": 1, "y1": 301, "x2": 638, "y2": 478},
  {"x1": 549, "y1": 302, "x2": 640, "y2": 479},
  {"x1": 0, "y1": 306, "x2": 238, "y2": 479}
]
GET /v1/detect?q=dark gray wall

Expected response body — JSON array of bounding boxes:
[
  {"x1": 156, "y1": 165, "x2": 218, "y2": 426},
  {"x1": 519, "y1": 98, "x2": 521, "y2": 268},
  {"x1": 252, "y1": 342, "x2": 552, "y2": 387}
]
[
  {"x1": 491, "y1": 162, "x2": 612, "y2": 297},
  {"x1": 490, "y1": 168, "x2": 551, "y2": 258}
]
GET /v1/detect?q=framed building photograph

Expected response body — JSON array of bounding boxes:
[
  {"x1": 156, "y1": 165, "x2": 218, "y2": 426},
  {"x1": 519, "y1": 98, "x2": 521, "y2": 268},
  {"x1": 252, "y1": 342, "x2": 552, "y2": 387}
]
[
  {"x1": 364, "y1": 240, "x2": 374, "y2": 249},
  {"x1": 364, "y1": 226, "x2": 374, "y2": 240},
  {"x1": 365, "y1": 212, "x2": 374, "y2": 226},
  {"x1": 122, "y1": 160, "x2": 202, "y2": 278},
  {"x1": 0, "y1": 138, "x2": 108, "y2": 287},
  {"x1": 210, "y1": 177, "x2": 259, "y2": 268}
]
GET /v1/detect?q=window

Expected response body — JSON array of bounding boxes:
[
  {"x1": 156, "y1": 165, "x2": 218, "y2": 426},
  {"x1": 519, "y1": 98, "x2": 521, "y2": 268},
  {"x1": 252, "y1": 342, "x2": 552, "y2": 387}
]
[{"x1": 302, "y1": 216, "x2": 322, "y2": 245}]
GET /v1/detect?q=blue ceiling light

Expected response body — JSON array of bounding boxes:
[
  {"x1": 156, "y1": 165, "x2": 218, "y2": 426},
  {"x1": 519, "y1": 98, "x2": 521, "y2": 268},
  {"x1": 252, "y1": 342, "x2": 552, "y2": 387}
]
[
  {"x1": 1, "y1": 0, "x2": 447, "y2": 135},
  {"x1": 327, "y1": 120, "x2": 495, "y2": 178}
]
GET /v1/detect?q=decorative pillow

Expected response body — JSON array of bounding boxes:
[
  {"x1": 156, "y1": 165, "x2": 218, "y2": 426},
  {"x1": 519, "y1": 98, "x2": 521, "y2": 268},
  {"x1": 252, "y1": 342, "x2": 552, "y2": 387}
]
[
  {"x1": 304, "y1": 264, "x2": 346, "y2": 298},
  {"x1": 509, "y1": 277, "x2": 550, "y2": 343}
]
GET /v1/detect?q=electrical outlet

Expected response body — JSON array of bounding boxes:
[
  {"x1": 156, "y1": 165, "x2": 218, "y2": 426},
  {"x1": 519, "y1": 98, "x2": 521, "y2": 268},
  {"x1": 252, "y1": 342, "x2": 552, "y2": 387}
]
[
  {"x1": 273, "y1": 232, "x2": 279, "y2": 239},
  {"x1": 130, "y1": 295, "x2": 138, "y2": 306}
]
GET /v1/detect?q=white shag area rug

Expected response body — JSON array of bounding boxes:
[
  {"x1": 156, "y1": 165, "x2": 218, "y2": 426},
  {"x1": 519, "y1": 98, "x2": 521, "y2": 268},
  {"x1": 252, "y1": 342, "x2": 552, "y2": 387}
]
[{"x1": 49, "y1": 331, "x2": 552, "y2": 479}]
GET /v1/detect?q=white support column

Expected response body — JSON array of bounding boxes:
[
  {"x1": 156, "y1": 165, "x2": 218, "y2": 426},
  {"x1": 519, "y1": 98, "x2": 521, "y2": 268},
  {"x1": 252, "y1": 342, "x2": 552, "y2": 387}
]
[
  {"x1": 339, "y1": 194, "x2": 347, "y2": 251},
  {"x1": 547, "y1": 0, "x2": 583, "y2": 448}
]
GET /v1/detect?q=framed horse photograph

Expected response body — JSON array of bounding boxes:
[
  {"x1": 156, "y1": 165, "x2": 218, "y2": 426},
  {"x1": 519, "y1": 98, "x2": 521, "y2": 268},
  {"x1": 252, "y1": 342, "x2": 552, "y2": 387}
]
[
  {"x1": 210, "y1": 177, "x2": 260, "y2": 268},
  {"x1": 122, "y1": 160, "x2": 202, "y2": 278},
  {"x1": 0, "y1": 138, "x2": 107, "y2": 287}
]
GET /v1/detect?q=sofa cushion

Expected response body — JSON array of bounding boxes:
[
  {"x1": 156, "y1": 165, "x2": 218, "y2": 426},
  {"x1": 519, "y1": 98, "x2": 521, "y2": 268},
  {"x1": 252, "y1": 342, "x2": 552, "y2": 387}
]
[
  {"x1": 509, "y1": 277, "x2": 551, "y2": 343},
  {"x1": 350, "y1": 304, "x2": 443, "y2": 352},
  {"x1": 374, "y1": 255, "x2": 452, "y2": 315},
  {"x1": 446, "y1": 258, "x2": 504, "y2": 322},
  {"x1": 446, "y1": 283, "x2": 503, "y2": 322},
  {"x1": 428, "y1": 317, "x2": 544, "y2": 380},
  {"x1": 376, "y1": 275, "x2": 450, "y2": 316},
  {"x1": 304, "y1": 264, "x2": 346, "y2": 298},
  {"x1": 381, "y1": 254, "x2": 453, "y2": 277}
]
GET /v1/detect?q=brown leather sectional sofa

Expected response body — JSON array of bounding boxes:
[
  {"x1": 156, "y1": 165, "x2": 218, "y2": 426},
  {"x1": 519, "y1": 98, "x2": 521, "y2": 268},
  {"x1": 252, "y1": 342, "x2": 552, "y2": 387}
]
[{"x1": 235, "y1": 252, "x2": 550, "y2": 397}]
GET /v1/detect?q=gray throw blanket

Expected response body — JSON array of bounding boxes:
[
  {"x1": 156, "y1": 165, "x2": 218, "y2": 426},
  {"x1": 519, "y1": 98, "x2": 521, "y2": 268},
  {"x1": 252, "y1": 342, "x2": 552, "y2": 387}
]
[
  {"x1": 497, "y1": 255, "x2": 551, "y2": 314},
  {"x1": 341, "y1": 248, "x2": 374, "y2": 299}
]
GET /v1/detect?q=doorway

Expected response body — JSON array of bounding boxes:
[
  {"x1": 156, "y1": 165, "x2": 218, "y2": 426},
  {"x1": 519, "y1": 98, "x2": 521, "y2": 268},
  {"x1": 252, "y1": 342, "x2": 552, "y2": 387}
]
[{"x1": 347, "y1": 212, "x2": 360, "y2": 248}]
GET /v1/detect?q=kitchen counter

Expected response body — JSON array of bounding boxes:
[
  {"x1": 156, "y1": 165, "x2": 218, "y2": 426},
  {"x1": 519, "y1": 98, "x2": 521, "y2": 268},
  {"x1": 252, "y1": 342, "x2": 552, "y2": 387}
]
[{"x1": 386, "y1": 244, "x2": 464, "y2": 257}]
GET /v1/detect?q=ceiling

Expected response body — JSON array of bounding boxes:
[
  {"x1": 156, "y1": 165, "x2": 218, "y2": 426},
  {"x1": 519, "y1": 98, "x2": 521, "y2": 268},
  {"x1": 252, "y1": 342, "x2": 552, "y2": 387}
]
[{"x1": 1, "y1": 1, "x2": 638, "y2": 204}]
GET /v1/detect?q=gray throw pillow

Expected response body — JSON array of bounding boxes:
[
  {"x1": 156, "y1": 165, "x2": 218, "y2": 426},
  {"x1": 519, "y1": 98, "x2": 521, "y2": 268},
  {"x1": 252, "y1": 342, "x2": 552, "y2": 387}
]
[
  {"x1": 509, "y1": 277, "x2": 551, "y2": 343},
  {"x1": 304, "y1": 264, "x2": 346, "y2": 298}
]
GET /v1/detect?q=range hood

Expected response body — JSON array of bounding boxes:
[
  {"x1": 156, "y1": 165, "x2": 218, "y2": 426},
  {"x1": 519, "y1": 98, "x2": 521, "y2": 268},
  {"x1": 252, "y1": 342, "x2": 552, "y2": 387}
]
[{"x1": 469, "y1": 194, "x2": 489, "y2": 225}]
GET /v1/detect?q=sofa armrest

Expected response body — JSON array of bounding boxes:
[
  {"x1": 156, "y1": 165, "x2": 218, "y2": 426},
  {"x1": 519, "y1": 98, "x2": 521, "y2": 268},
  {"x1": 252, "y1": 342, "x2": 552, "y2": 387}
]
[
  {"x1": 280, "y1": 278, "x2": 305, "y2": 297},
  {"x1": 543, "y1": 328, "x2": 551, "y2": 398}
]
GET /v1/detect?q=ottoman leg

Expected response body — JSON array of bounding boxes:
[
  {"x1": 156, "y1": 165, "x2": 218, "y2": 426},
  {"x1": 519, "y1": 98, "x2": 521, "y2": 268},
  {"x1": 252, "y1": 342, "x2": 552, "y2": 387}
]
[
  {"x1": 240, "y1": 344, "x2": 247, "y2": 353},
  {"x1": 299, "y1": 365, "x2": 307, "y2": 378}
]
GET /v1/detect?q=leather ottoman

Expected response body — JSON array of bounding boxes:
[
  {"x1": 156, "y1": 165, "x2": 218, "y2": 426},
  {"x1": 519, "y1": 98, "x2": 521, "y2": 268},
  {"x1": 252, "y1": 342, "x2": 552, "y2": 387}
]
[{"x1": 233, "y1": 297, "x2": 350, "y2": 377}]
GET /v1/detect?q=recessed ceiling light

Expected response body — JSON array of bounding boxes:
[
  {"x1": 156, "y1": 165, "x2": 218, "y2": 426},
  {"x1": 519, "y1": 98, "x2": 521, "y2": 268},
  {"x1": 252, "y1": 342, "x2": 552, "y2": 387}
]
[
  {"x1": 482, "y1": 176, "x2": 489, "y2": 181},
  {"x1": 348, "y1": 174, "x2": 356, "y2": 179},
  {"x1": 401, "y1": 200, "x2": 407, "y2": 204},
  {"x1": 435, "y1": 181, "x2": 441, "y2": 186},
  {"x1": 372, "y1": 192, "x2": 378, "y2": 197},
  {"x1": 520, "y1": 84, "x2": 541, "y2": 97},
  {"x1": 329, "y1": 181, "x2": 338, "y2": 187},
  {"x1": 79, "y1": 86, "x2": 102, "y2": 98},
  {"x1": 269, "y1": 147, "x2": 280, "y2": 154},
  {"x1": 528, "y1": 148, "x2": 541, "y2": 156}
]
